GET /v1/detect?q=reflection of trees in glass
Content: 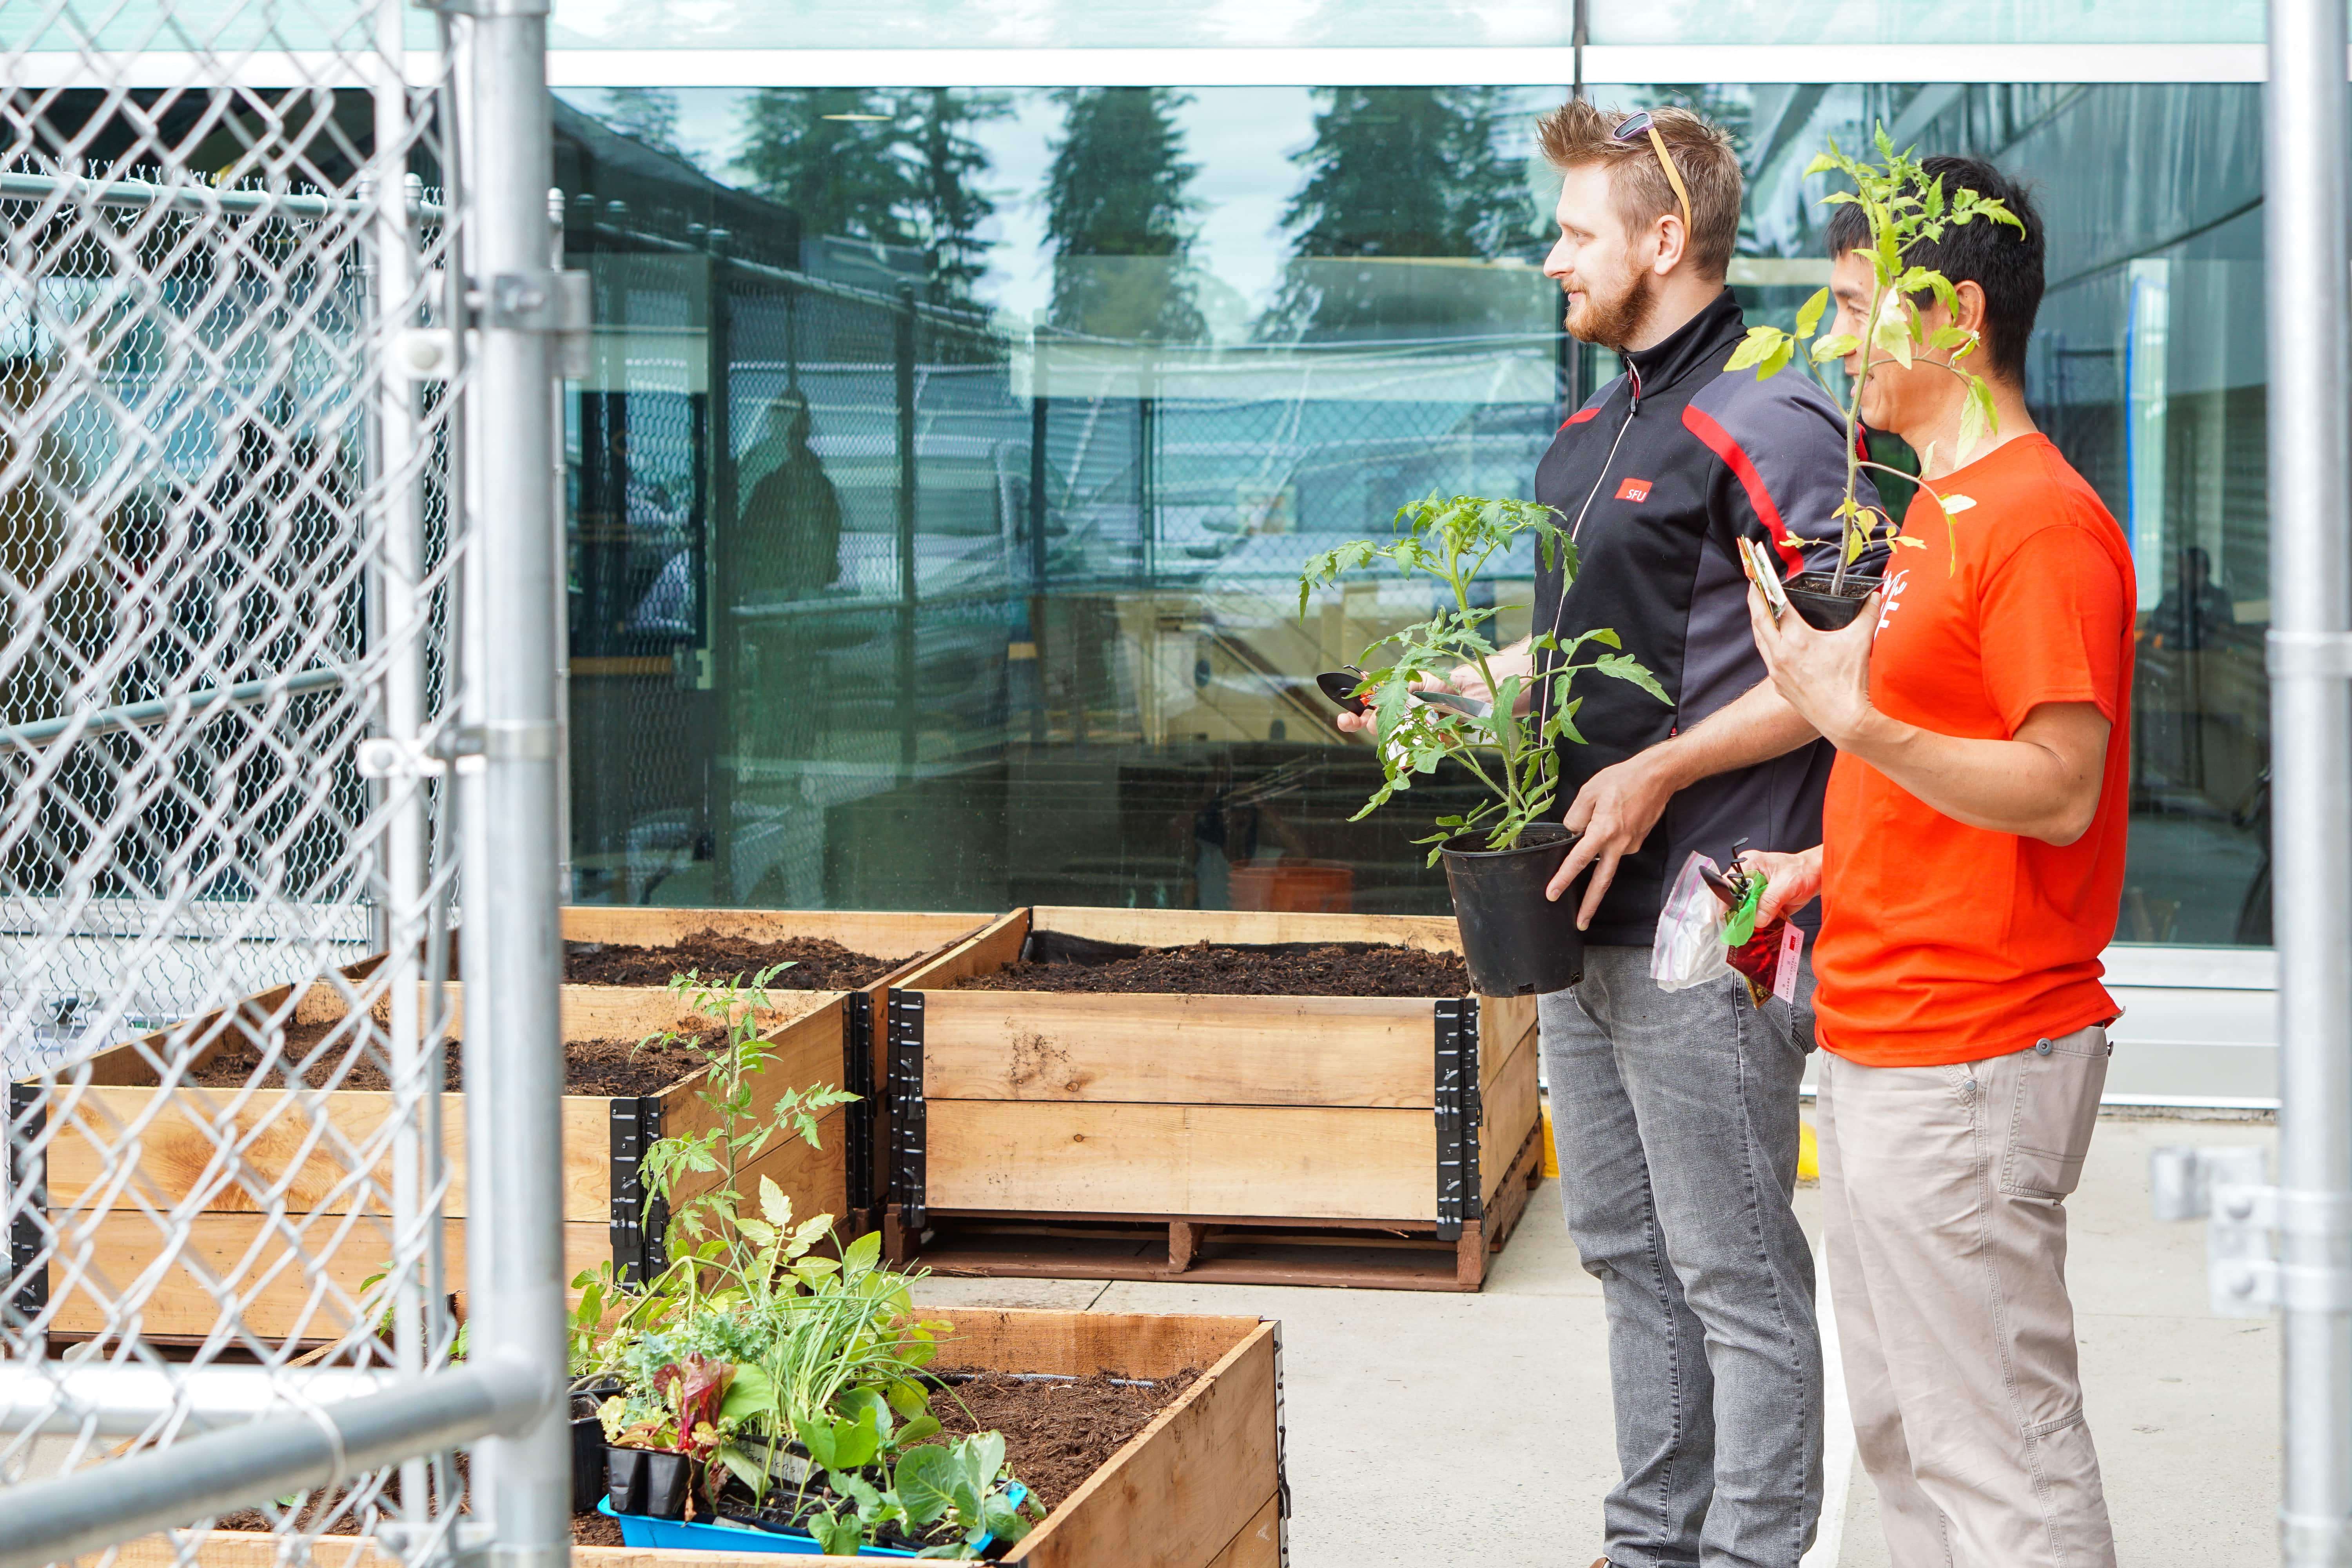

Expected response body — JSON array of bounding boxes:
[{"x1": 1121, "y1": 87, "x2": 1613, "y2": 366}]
[
  {"x1": 903, "y1": 88, "x2": 1012, "y2": 310},
  {"x1": 1044, "y1": 87, "x2": 1203, "y2": 342},
  {"x1": 736, "y1": 89, "x2": 915, "y2": 256},
  {"x1": 1264, "y1": 86, "x2": 1538, "y2": 339},
  {"x1": 599, "y1": 87, "x2": 696, "y2": 166},
  {"x1": 733, "y1": 88, "x2": 1007, "y2": 312}
]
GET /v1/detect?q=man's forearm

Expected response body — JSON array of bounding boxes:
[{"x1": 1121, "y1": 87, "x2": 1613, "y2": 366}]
[
  {"x1": 1643, "y1": 680, "x2": 1821, "y2": 792},
  {"x1": 1835, "y1": 709, "x2": 2104, "y2": 844}
]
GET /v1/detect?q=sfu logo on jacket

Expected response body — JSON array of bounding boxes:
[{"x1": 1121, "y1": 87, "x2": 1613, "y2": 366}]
[{"x1": 1532, "y1": 289, "x2": 1874, "y2": 947}]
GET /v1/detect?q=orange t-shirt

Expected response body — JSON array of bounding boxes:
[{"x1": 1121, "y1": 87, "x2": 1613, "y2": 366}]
[{"x1": 1813, "y1": 434, "x2": 2136, "y2": 1069}]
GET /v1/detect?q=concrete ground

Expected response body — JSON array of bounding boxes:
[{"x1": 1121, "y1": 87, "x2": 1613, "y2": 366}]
[{"x1": 910, "y1": 1112, "x2": 2281, "y2": 1566}]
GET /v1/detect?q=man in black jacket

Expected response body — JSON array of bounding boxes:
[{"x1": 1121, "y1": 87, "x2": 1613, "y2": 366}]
[{"x1": 1346, "y1": 103, "x2": 1858, "y2": 1568}]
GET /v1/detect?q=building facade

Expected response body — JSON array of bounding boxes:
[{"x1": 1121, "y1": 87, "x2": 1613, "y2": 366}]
[{"x1": 544, "y1": 7, "x2": 2279, "y2": 1101}]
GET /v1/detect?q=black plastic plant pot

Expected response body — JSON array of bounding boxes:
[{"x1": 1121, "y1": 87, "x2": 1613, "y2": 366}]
[
  {"x1": 570, "y1": 1389, "x2": 615, "y2": 1515},
  {"x1": 1439, "y1": 822, "x2": 1586, "y2": 997},
  {"x1": 605, "y1": 1446, "x2": 647, "y2": 1517},
  {"x1": 1782, "y1": 571, "x2": 1880, "y2": 630},
  {"x1": 641, "y1": 1451, "x2": 692, "y2": 1521}
]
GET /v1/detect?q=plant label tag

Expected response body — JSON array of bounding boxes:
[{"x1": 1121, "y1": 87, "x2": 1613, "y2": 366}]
[{"x1": 1773, "y1": 922, "x2": 1804, "y2": 1004}]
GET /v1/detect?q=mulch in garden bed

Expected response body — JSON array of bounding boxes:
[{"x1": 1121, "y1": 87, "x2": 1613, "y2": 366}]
[
  {"x1": 928, "y1": 1368, "x2": 1200, "y2": 1514},
  {"x1": 955, "y1": 934, "x2": 1470, "y2": 998},
  {"x1": 184, "y1": 1023, "x2": 728, "y2": 1097},
  {"x1": 563, "y1": 932, "x2": 895, "y2": 990}
]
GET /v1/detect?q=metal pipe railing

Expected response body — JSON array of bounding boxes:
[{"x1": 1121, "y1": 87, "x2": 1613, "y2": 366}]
[
  {"x1": 0, "y1": 170, "x2": 445, "y2": 223},
  {"x1": 0, "y1": 1359, "x2": 545, "y2": 1568},
  {"x1": 0, "y1": 666, "x2": 349, "y2": 750},
  {"x1": 2263, "y1": 0, "x2": 2352, "y2": 1564}
]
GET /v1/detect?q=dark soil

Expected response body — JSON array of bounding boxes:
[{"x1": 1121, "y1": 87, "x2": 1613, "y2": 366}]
[
  {"x1": 929, "y1": 1368, "x2": 1201, "y2": 1514},
  {"x1": 956, "y1": 938, "x2": 1469, "y2": 998},
  {"x1": 183, "y1": 1022, "x2": 725, "y2": 1096},
  {"x1": 564, "y1": 932, "x2": 896, "y2": 990}
]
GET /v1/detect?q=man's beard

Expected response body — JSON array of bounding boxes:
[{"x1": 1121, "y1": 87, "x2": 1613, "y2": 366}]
[{"x1": 1565, "y1": 263, "x2": 1658, "y2": 350}]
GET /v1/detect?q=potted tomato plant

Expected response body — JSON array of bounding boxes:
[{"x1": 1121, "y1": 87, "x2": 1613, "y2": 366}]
[
  {"x1": 1725, "y1": 127, "x2": 2024, "y2": 626},
  {"x1": 1300, "y1": 494, "x2": 1666, "y2": 996}
]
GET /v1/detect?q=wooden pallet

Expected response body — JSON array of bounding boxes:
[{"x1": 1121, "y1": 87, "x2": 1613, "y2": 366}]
[{"x1": 897, "y1": 1120, "x2": 1545, "y2": 1291}]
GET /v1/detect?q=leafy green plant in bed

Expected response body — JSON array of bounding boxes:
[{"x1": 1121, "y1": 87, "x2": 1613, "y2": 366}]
[{"x1": 1299, "y1": 494, "x2": 1665, "y2": 860}]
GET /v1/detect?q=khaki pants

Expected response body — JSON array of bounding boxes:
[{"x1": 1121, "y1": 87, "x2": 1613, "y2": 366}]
[{"x1": 1817, "y1": 1027, "x2": 2118, "y2": 1568}]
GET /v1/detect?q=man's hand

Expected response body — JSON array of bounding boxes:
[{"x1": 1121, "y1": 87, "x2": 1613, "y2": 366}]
[
  {"x1": 1543, "y1": 748, "x2": 1684, "y2": 931},
  {"x1": 1745, "y1": 584, "x2": 1883, "y2": 748},
  {"x1": 1332, "y1": 648, "x2": 1527, "y2": 736},
  {"x1": 1737, "y1": 846, "x2": 1823, "y2": 924}
]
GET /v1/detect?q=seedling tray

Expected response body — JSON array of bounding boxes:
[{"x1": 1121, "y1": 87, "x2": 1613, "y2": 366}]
[{"x1": 598, "y1": 1485, "x2": 1029, "y2": 1557}]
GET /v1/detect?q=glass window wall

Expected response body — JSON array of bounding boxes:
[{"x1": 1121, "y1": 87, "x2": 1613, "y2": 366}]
[{"x1": 557, "y1": 79, "x2": 2275, "y2": 944}]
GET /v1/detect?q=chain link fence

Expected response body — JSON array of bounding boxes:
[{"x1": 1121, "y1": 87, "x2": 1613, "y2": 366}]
[{"x1": 0, "y1": 2, "x2": 572, "y2": 1564}]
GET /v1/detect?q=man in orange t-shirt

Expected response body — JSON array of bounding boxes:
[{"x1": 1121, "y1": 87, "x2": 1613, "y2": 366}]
[{"x1": 1740, "y1": 158, "x2": 2133, "y2": 1568}]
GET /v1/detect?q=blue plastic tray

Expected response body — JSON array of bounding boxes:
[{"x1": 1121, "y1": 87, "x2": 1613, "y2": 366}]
[{"x1": 597, "y1": 1486, "x2": 1024, "y2": 1558}]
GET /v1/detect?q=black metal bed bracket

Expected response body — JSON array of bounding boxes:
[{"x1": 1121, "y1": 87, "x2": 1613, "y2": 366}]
[
  {"x1": 887, "y1": 989, "x2": 927, "y2": 1230},
  {"x1": 609, "y1": 1093, "x2": 668, "y2": 1286},
  {"x1": 1434, "y1": 997, "x2": 1483, "y2": 1240},
  {"x1": 845, "y1": 991, "x2": 875, "y2": 1219},
  {"x1": 7, "y1": 1082, "x2": 47, "y2": 1319}
]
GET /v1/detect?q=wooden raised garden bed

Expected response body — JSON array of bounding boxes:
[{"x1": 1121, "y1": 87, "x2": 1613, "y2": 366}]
[
  {"x1": 109, "y1": 1307, "x2": 1286, "y2": 1568},
  {"x1": 554, "y1": 907, "x2": 995, "y2": 1231},
  {"x1": 15, "y1": 906, "x2": 986, "y2": 1346},
  {"x1": 882, "y1": 906, "x2": 1544, "y2": 1291}
]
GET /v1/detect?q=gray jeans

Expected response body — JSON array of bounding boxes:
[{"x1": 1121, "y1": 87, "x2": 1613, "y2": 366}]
[{"x1": 1541, "y1": 943, "x2": 1823, "y2": 1568}]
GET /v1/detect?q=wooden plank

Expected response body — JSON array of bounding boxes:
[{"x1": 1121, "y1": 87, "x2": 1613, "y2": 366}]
[
  {"x1": 1009, "y1": 1322, "x2": 1278, "y2": 1568},
  {"x1": 41, "y1": 1213, "x2": 607, "y2": 1341},
  {"x1": 43, "y1": 1085, "x2": 613, "y2": 1222},
  {"x1": 926, "y1": 1208, "x2": 1437, "y2": 1233},
  {"x1": 889, "y1": 909, "x2": 1031, "y2": 991},
  {"x1": 1169, "y1": 1219, "x2": 1204, "y2": 1272},
  {"x1": 924, "y1": 1307, "x2": 1259, "y2": 1381},
  {"x1": 1477, "y1": 1029, "x2": 1541, "y2": 1212},
  {"x1": 434, "y1": 982, "x2": 833, "y2": 1049},
  {"x1": 919, "y1": 990, "x2": 1435, "y2": 1108},
  {"x1": 561, "y1": 905, "x2": 991, "y2": 962},
  {"x1": 1478, "y1": 992, "x2": 1538, "y2": 1098},
  {"x1": 1029, "y1": 905, "x2": 1460, "y2": 954},
  {"x1": 929, "y1": 1101, "x2": 1435, "y2": 1221},
  {"x1": 1202, "y1": 1494, "x2": 1284, "y2": 1568}
]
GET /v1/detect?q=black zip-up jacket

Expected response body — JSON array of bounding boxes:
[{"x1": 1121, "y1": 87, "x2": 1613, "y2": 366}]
[{"x1": 1533, "y1": 290, "x2": 1867, "y2": 948}]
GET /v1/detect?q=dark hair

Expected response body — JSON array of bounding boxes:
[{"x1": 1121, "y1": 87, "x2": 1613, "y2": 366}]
[{"x1": 1823, "y1": 154, "x2": 2044, "y2": 384}]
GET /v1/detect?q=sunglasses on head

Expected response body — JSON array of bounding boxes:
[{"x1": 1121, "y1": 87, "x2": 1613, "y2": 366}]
[{"x1": 1611, "y1": 111, "x2": 1695, "y2": 239}]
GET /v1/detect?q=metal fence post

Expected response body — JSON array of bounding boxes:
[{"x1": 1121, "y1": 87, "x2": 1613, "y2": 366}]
[
  {"x1": 2263, "y1": 0, "x2": 2352, "y2": 1563},
  {"x1": 463, "y1": 4, "x2": 573, "y2": 1564},
  {"x1": 895, "y1": 283, "x2": 920, "y2": 782}
]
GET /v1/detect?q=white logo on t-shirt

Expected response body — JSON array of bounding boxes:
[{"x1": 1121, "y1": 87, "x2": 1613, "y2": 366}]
[{"x1": 1875, "y1": 569, "x2": 1910, "y2": 636}]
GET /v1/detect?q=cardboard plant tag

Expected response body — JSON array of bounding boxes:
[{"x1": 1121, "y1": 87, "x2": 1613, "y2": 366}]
[{"x1": 1773, "y1": 922, "x2": 1805, "y2": 1005}]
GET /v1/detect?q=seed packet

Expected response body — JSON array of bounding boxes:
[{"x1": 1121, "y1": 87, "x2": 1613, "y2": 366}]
[{"x1": 1653, "y1": 852, "x2": 1736, "y2": 991}]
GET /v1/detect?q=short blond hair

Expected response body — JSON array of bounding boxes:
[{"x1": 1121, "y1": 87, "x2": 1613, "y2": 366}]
[{"x1": 1535, "y1": 100, "x2": 1742, "y2": 279}]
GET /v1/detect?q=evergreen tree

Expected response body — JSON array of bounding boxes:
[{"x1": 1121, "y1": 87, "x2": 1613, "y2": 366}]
[
  {"x1": 735, "y1": 88, "x2": 916, "y2": 257},
  {"x1": 1042, "y1": 87, "x2": 1204, "y2": 342},
  {"x1": 1263, "y1": 86, "x2": 1539, "y2": 339},
  {"x1": 900, "y1": 88, "x2": 1012, "y2": 312},
  {"x1": 600, "y1": 87, "x2": 693, "y2": 166}
]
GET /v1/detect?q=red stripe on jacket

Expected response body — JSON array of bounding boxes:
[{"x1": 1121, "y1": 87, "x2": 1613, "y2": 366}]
[
  {"x1": 1681, "y1": 404, "x2": 1805, "y2": 576},
  {"x1": 1561, "y1": 407, "x2": 1600, "y2": 428}
]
